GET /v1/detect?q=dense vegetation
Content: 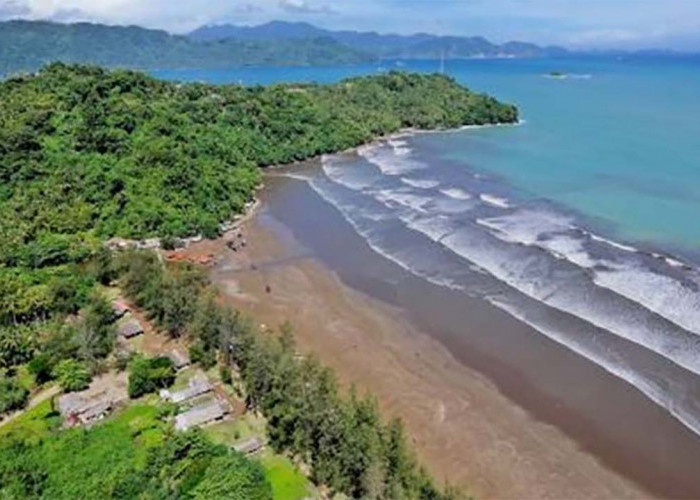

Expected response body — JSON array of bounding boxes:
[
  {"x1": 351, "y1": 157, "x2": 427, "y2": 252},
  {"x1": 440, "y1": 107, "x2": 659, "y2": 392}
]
[
  {"x1": 0, "y1": 20, "x2": 371, "y2": 76},
  {"x1": 191, "y1": 20, "x2": 568, "y2": 59},
  {"x1": 0, "y1": 63, "x2": 516, "y2": 343},
  {"x1": 0, "y1": 63, "x2": 515, "y2": 497},
  {"x1": 0, "y1": 403, "x2": 272, "y2": 499},
  {"x1": 117, "y1": 251, "x2": 459, "y2": 499}
]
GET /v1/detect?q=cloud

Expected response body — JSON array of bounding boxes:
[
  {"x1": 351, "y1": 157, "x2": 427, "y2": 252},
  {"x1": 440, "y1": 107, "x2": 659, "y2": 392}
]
[
  {"x1": 1, "y1": 0, "x2": 700, "y2": 49},
  {"x1": 279, "y1": 0, "x2": 335, "y2": 15},
  {"x1": 0, "y1": 0, "x2": 30, "y2": 18}
]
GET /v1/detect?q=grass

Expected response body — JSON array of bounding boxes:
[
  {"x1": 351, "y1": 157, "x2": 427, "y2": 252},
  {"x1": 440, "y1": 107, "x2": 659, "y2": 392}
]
[
  {"x1": 259, "y1": 454, "x2": 312, "y2": 500},
  {"x1": 204, "y1": 411, "x2": 267, "y2": 447},
  {"x1": 0, "y1": 399, "x2": 59, "y2": 444}
]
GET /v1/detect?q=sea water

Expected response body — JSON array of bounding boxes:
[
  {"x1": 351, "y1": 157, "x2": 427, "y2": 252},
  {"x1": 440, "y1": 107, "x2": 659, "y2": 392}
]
[{"x1": 155, "y1": 56, "x2": 700, "y2": 439}]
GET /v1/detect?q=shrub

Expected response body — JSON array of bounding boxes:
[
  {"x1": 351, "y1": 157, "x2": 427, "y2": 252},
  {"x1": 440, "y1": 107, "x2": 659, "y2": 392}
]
[
  {"x1": 27, "y1": 353, "x2": 55, "y2": 384},
  {"x1": 219, "y1": 365, "x2": 232, "y2": 385},
  {"x1": 189, "y1": 343, "x2": 216, "y2": 370},
  {"x1": 127, "y1": 356, "x2": 175, "y2": 399},
  {"x1": 53, "y1": 359, "x2": 91, "y2": 392},
  {"x1": 0, "y1": 376, "x2": 29, "y2": 415}
]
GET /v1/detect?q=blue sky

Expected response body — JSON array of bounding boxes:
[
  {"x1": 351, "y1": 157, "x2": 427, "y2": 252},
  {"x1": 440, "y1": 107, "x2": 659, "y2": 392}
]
[{"x1": 2, "y1": 0, "x2": 700, "y2": 50}]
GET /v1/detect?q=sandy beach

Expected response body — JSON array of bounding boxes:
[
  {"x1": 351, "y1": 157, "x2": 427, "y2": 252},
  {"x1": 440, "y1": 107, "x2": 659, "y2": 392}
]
[{"x1": 177, "y1": 179, "x2": 657, "y2": 499}]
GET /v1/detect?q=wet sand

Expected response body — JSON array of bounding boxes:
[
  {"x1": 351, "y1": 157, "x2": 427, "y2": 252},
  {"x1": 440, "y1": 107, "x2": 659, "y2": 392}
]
[{"x1": 198, "y1": 181, "x2": 662, "y2": 499}]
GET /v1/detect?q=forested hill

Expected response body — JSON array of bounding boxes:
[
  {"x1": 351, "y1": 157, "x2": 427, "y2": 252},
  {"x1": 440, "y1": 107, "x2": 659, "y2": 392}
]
[
  {"x1": 0, "y1": 20, "x2": 372, "y2": 76},
  {"x1": 190, "y1": 21, "x2": 569, "y2": 59},
  {"x1": 0, "y1": 63, "x2": 515, "y2": 328}
]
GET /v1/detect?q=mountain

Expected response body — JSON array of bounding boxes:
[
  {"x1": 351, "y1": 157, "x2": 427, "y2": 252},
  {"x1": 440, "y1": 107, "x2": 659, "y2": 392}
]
[
  {"x1": 190, "y1": 21, "x2": 568, "y2": 59},
  {"x1": 0, "y1": 20, "x2": 372, "y2": 76}
]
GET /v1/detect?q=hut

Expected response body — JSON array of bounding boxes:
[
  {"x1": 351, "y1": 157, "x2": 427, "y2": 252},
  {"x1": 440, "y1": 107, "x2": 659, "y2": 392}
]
[
  {"x1": 160, "y1": 375, "x2": 212, "y2": 404},
  {"x1": 233, "y1": 437, "x2": 264, "y2": 455},
  {"x1": 117, "y1": 319, "x2": 144, "y2": 339},
  {"x1": 175, "y1": 400, "x2": 228, "y2": 431},
  {"x1": 111, "y1": 300, "x2": 130, "y2": 320},
  {"x1": 167, "y1": 349, "x2": 190, "y2": 370}
]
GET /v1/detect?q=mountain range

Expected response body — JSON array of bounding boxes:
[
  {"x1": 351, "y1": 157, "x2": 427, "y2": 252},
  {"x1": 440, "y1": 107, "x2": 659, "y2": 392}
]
[
  {"x1": 189, "y1": 21, "x2": 569, "y2": 59},
  {"x1": 0, "y1": 19, "x2": 572, "y2": 77},
  {"x1": 0, "y1": 20, "x2": 371, "y2": 76}
]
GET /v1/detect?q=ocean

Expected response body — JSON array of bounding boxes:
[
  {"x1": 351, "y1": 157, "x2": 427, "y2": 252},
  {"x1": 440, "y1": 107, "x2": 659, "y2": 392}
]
[{"x1": 155, "y1": 56, "x2": 700, "y2": 494}]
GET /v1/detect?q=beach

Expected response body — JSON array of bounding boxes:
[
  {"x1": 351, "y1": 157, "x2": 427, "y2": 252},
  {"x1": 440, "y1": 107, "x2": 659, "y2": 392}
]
[{"x1": 181, "y1": 172, "x2": 666, "y2": 499}]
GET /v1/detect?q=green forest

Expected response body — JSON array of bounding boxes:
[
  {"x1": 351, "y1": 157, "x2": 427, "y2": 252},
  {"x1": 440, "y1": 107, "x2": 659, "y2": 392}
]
[
  {"x1": 0, "y1": 20, "x2": 372, "y2": 76},
  {"x1": 0, "y1": 63, "x2": 517, "y2": 333},
  {"x1": 0, "y1": 63, "x2": 516, "y2": 498}
]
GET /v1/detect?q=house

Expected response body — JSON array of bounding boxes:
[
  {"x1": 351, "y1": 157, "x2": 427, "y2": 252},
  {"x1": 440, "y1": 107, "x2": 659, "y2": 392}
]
[
  {"x1": 111, "y1": 300, "x2": 130, "y2": 320},
  {"x1": 167, "y1": 349, "x2": 190, "y2": 370},
  {"x1": 175, "y1": 400, "x2": 229, "y2": 431},
  {"x1": 58, "y1": 393, "x2": 114, "y2": 427},
  {"x1": 160, "y1": 375, "x2": 212, "y2": 404},
  {"x1": 233, "y1": 437, "x2": 264, "y2": 455},
  {"x1": 117, "y1": 319, "x2": 144, "y2": 339}
]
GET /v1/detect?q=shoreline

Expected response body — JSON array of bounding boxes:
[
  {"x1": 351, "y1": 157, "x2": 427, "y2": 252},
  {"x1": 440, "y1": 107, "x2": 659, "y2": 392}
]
[{"x1": 190, "y1": 182, "x2": 655, "y2": 499}]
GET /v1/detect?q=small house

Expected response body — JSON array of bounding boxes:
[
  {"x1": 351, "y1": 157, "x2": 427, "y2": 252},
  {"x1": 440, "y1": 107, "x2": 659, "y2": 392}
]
[
  {"x1": 160, "y1": 375, "x2": 212, "y2": 404},
  {"x1": 175, "y1": 400, "x2": 228, "y2": 431},
  {"x1": 118, "y1": 319, "x2": 144, "y2": 339},
  {"x1": 167, "y1": 349, "x2": 190, "y2": 370},
  {"x1": 111, "y1": 300, "x2": 130, "y2": 320},
  {"x1": 233, "y1": 437, "x2": 264, "y2": 455}
]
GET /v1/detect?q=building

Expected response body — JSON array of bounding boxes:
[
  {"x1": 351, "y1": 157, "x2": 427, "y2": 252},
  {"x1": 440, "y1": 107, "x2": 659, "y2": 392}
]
[
  {"x1": 175, "y1": 400, "x2": 229, "y2": 431},
  {"x1": 233, "y1": 437, "x2": 264, "y2": 455},
  {"x1": 167, "y1": 349, "x2": 190, "y2": 370},
  {"x1": 111, "y1": 300, "x2": 130, "y2": 320},
  {"x1": 117, "y1": 319, "x2": 144, "y2": 339},
  {"x1": 160, "y1": 375, "x2": 212, "y2": 404}
]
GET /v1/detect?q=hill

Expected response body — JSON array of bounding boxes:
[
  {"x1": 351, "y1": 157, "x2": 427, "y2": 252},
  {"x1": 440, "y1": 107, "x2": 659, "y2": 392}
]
[
  {"x1": 190, "y1": 21, "x2": 568, "y2": 59},
  {"x1": 0, "y1": 63, "x2": 517, "y2": 327},
  {"x1": 0, "y1": 20, "x2": 372, "y2": 76}
]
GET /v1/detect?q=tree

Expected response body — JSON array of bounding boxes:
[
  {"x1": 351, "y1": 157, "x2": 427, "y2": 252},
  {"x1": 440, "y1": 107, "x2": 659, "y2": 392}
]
[
  {"x1": 53, "y1": 359, "x2": 91, "y2": 392},
  {"x1": 189, "y1": 454, "x2": 273, "y2": 500},
  {"x1": 128, "y1": 356, "x2": 175, "y2": 398},
  {"x1": 0, "y1": 376, "x2": 29, "y2": 415}
]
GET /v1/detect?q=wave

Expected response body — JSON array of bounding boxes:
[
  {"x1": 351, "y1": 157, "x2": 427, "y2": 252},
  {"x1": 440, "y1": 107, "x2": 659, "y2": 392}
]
[
  {"x1": 304, "y1": 135, "x2": 700, "y2": 438},
  {"x1": 358, "y1": 141, "x2": 425, "y2": 176},
  {"x1": 400, "y1": 177, "x2": 440, "y2": 189},
  {"x1": 441, "y1": 188, "x2": 472, "y2": 200},
  {"x1": 479, "y1": 193, "x2": 511, "y2": 208}
]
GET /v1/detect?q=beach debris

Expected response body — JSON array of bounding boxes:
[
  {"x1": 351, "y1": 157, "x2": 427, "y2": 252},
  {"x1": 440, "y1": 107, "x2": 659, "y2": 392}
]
[{"x1": 265, "y1": 285, "x2": 272, "y2": 294}]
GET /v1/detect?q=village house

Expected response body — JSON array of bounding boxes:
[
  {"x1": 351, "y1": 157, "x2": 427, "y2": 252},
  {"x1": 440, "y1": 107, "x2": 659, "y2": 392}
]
[
  {"x1": 117, "y1": 319, "x2": 144, "y2": 339},
  {"x1": 160, "y1": 375, "x2": 212, "y2": 404},
  {"x1": 175, "y1": 399, "x2": 229, "y2": 431}
]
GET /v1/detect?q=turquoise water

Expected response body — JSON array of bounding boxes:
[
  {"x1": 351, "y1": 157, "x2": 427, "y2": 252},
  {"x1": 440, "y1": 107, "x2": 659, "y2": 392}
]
[{"x1": 156, "y1": 56, "x2": 700, "y2": 256}]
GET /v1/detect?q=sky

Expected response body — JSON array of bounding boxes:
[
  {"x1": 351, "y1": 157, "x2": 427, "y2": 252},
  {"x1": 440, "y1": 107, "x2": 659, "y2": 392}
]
[{"x1": 2, "y1": 0, "x2": 700, "y2": 50}]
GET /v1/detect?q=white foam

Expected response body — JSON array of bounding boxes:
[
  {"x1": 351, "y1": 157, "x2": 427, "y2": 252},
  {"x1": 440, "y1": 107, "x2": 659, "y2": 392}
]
[
  {"x1": 492, "y1": 299, "x2": 700, "y2": 438},
  {"x1": 400, "y1": 177, "x2": 440, "y2": 189},
  {"x1": 358, "y1": 142, "x2": 425, "y2": 176},
  {"x1": 479, "y1": 193, "x2": 511, "y2": 209},
  {"x1": 441, "y1": 188, "x2": 472, "y2": 200},
  {"x1": 590, "y1": 233, "x2": 638, "y2": 253},
  {"x1": 373, "y1": 189, "x2": 432, "y2": 214}
]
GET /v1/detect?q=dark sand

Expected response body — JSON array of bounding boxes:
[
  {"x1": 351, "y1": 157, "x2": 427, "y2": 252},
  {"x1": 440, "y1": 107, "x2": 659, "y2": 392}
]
[{"x1": 191, "y1": 173, "x2": 700, "y2": 499}]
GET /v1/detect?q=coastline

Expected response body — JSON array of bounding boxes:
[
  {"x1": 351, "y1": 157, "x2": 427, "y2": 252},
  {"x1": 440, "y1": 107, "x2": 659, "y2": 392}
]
[{"x1": 188, "y1": 181, "x2": 653, "y2": 499}]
